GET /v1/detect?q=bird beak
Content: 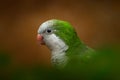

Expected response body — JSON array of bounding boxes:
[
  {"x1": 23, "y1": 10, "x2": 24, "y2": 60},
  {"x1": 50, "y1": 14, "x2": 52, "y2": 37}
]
[{"x1": 37, "y1": 34, "x2": 45, "y2": 45}]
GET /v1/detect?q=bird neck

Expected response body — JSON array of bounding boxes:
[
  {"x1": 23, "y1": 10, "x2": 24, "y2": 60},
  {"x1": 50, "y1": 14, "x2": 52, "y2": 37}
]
[
  {"x1": 66, "y1": 37, "x2": 86, "y2": 56},
  {"x1": 51, "y1": 45, "x2": 68, "y2": 68},
  {"x1": 51, "y1": 49, "x2": 68, "y2": 68},
  {"x1": 44, "y1": 33, "x2": 69, "y2": 67}
]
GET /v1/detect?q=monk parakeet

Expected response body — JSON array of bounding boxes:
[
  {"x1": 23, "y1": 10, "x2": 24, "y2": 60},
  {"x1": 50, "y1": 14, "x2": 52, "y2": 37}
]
[{"x1": 37, "y1": 19, "x2": 95, "y2": 68}]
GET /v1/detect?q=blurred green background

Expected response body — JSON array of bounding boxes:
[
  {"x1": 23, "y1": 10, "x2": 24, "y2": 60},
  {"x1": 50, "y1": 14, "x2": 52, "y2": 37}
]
[{"x1": 0, "y1": 0, "x2": 120, "y2": 80}]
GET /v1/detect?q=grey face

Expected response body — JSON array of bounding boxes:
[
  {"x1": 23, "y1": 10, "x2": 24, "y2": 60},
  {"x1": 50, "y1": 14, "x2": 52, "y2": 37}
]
[
  {"x1": 38, "y1": 19, "x2": 56, "y2": 34},
  {"x1": 37, "y1": 20, "x2": 68, "y2": 52}
]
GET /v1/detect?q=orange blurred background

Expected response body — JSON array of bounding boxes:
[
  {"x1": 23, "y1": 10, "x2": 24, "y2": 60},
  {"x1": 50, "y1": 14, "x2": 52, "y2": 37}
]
[{"x1": 0, "y1": 0, "x2": 120, "y2": 67}]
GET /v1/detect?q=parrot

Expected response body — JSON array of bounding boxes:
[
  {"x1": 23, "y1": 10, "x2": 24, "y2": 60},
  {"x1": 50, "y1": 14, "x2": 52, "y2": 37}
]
[{"x1": 37, "y1": 19, "x2": 95, "y2": 69}]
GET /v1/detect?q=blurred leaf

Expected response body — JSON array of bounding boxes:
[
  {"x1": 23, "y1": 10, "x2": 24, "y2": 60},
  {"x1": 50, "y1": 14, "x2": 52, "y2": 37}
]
[
  {"x1": 0, "y1": 51, "x2": 11, "y2": 68},
  {"x1": 1, "y1": 45, "x2": 120, "y2": 80}
]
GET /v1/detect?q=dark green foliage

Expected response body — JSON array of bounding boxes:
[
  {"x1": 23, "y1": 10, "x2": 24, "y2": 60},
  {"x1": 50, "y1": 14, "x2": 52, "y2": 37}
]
[
  {"x1": 0, "y1": 46, "x2": 120, "y2": 80},
  {"x1": 0, "y1": 50, "x2": 11, "y2": 80},
  {"x1": 0, "y1": 51, "x2": 11, "y2": 68}
]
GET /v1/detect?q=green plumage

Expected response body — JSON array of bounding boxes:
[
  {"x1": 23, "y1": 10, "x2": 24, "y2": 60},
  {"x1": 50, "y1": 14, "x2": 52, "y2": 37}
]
[
  {"x1": 37, "y1": 19, "x2": 120, "y2": 79},
  {"x1": 38, "y1": 19, "x2": 96, "y2": 69},
  {"x1": 51, "y1": 20, "x2": 95, "y2": 67}
]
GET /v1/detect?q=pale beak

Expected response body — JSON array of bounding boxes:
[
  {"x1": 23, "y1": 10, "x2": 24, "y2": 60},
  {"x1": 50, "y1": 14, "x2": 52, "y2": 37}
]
[{"x1": 37, "y1": 34, "x2": 45, "y2": 45}]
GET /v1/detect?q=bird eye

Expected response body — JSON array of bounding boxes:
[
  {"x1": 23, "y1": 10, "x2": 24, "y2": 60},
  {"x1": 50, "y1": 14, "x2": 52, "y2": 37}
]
[{"x1": 46, "y1": 29, "x2": 52, "y2": 33}]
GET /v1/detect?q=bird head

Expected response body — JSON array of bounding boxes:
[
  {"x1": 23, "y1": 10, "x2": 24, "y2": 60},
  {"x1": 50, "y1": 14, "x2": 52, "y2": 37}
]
[{"x1": 37, "y1": 19, "x2": 80, "y2": 52}]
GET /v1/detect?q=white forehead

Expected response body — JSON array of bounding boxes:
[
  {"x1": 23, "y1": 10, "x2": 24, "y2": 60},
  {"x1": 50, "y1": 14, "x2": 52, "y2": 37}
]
[{"x1": 38, "y1": 20, "x2": 56, "y2": 34}]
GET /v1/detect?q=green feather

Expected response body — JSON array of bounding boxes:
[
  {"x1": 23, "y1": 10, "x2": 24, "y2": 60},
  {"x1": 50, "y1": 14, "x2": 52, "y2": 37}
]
[{"x1": 48, "y1": 19, "x2": 96, "y2": 68}]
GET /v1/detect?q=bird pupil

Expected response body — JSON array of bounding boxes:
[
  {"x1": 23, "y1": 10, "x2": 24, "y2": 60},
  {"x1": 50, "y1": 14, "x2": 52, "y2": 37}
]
[{"x1": 47, "y1": 29, "x2": 51, "y2": 33}]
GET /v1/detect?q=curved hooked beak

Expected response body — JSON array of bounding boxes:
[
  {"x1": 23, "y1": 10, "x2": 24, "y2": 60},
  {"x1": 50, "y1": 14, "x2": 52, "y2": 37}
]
[{"x1": 37, "y1": 34, "x2": 45, "y2": 45}]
